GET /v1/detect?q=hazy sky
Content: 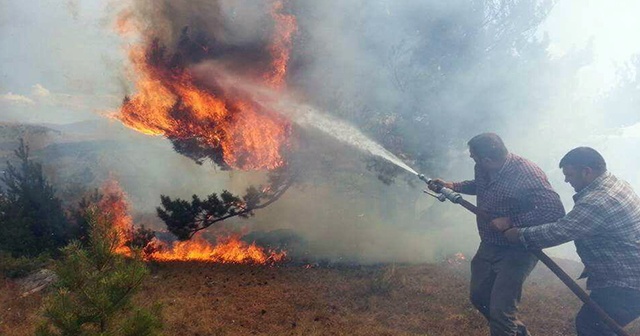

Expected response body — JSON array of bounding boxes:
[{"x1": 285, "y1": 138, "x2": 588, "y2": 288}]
[
  {"x1": 0, "y1": 0, "x2": 122, "y2": 123},
  {"x1": 1, "y1": 0, "x2": 639, "y2": 124},
  {"x1": 540, "y1": 0, "x2": 640, "y2": 97}
]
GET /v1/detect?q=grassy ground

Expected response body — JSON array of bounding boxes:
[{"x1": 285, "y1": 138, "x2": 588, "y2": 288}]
[{"x1": 2, "y1": 259, "x2": 639, "y2": 335}]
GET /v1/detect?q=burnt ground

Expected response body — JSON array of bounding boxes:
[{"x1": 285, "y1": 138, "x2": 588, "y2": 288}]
[{"x1": 2, "y1": 259, "x2": 640, "y2": 336}]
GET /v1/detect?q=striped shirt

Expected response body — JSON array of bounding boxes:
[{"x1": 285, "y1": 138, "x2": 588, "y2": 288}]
[
  {"x1": 452, "y1": 153, "x2": 565, "y2": 246},
  {"x1": 520, "y1": 172, "x2": 640, "y2": 290}
]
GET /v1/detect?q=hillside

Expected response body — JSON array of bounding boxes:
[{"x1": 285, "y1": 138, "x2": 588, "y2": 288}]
[
  {"x1": 2, "y1": 258, "x2": 639, "y2": 335},
  {"x1": 0, "y1": 121, "x2": 231, "y2": 220}
]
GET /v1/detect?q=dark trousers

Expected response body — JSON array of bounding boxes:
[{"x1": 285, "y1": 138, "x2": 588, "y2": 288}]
[
  {"x1": 470, "y1": 242, "x2": 538, "y2": 336},
  {"x1": 576, "y1": 287, "x2": 640, "y2": 336}
]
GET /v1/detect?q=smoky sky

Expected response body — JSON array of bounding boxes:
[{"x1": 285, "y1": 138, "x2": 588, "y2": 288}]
[{"x1": 124, "y1": 0, "x2": 562, "y2": 168}]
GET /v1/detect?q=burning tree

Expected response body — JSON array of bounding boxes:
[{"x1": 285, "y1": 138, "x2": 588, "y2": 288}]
[
  {"x1": 113, "y1": 0, "x2": 302, "y2": 248},
  {"x1": 116, "y1": 1, "x2": 296, "y2": 171},
  {"x1": 71, "y1": 180, "x2": 157, "y2": 255}
]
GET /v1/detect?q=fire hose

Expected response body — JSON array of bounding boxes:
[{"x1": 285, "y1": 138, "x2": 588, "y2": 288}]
[{"x1": 417, "y1": 174, "x2": 630, "y2": 336}]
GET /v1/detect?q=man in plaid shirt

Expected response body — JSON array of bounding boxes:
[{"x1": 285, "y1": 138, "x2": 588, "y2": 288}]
[
  {"x1": 496, "y1": 147, "x2": 640, "y2": 335},
  {"x1": 430, "y1": 133, "x2": 565, "y2": 336}
]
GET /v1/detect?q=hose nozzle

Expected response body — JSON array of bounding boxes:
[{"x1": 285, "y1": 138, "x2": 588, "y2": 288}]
[
  {"x1": 418, "y1": 173, "x2": 441, "y2": 190},
  {"x1": 417, "y1": 173, "x2": 462, "y2": 204},
  {"x1": 417, "y1": 174, "x2": 429, "y2": 184}
]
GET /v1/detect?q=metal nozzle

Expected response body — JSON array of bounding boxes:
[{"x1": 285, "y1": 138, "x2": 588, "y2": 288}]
[
  {"x1": 417, "y1": 174, "x2": 429, "y2": 183},
  {"x1": 418, "y1": 173, "x2": 442, "y2": 190},
  {"x1": 417, "y1": 173, "x2": 462, "y2": 204}
]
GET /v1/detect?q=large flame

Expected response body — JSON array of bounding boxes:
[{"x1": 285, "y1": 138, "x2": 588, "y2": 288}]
[{"x1": 115, "y1": 0, "x2": 296, "y2": 170}]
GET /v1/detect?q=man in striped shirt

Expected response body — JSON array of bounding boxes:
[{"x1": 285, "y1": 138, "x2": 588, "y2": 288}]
[
  {"x1": 495, "y1": 147, "x2": 640, "y2": 335},
  {"x1": 430, "y1": 133, "x2": 565, "y2": 336}
]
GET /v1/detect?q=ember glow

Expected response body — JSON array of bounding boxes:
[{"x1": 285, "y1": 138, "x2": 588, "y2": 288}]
[
  {"x1": 446, "y1": 252, "x2": 467, "y2": 265},
  {"x1": 115, "y1": 0, "x2": 296, "y2": 170}
]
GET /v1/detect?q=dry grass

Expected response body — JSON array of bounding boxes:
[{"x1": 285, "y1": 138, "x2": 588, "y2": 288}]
[
  {"x1": 0, "y1": 277, "x2": 45, "y2": 335},
  {"x1": 2, "y1": 259, "x2": 639, "y2": 335}
]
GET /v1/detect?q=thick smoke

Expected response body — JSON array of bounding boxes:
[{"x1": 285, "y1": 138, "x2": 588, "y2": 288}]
[
  {"x1": 120, "y1": 0, "x2": 289, "y2": 83},
  {"x1": 2, "y1": 0, "x2": 626, "y2": 263},
  {"x1": 107, "y1": 0, "x2": 640, "y2": 262}
]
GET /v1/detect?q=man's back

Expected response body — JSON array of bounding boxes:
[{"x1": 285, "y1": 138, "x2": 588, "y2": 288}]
[
  {"x1": 453, "y1": 153, "x2": 565, "y2": 245},
  {"x1": 573, "y1": 172, "x2": 640, "y2": 290}
]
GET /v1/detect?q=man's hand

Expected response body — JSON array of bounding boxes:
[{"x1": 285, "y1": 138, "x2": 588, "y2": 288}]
[
  {"x1": 503, "y1": 228, "x2": 521, "y2": 244},
  {"x1": 428, "y1": 178, "x2": 453, "y2": 192},
  {"x1": 490, "y1": 217, "x2": 513, "y2": 232}
]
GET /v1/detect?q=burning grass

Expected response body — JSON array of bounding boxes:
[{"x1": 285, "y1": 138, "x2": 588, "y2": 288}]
[
  {"x1": 3, "y1": 259, "x2": 639, "y2": 335},
  {"x1": 147, "y1": 235, "x2": 287, "y2": 264},
  {"x1": 92, "y1": 179, "x2": 287, "y2": 265}
]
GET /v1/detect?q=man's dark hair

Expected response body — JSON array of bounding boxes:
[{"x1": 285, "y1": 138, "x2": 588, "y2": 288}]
[
  {"x1": 559, "y1": 147, "x2": 607, "y2": 173},
  {"x1": 467, "y1": 133, "x2": 508, "y2": 161}
]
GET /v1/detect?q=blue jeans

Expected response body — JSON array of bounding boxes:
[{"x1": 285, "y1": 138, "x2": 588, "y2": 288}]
[
  {"x1": 470, "y1": 242, "x2": 538, "y2": 336},
  {"x1": 576, "y1": 286, "x2": 640, "y2": 336}
]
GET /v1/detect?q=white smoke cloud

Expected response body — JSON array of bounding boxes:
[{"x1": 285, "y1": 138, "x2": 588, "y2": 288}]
[
  {"x1": 0, "y1": 83, "x2": 119, "y2": 124},
  {"x1": 0, "y1": 93, "x2": 35, "y2": 105},
  {"x1": 1, "y1": 83, "x2": 116, "y2": 110},
  {"x1": 618, "y1": 122, "x2": 640, "y2": 139},
  {"x1": 31, "y1": 84, "x2": 51, "y2": 97}
]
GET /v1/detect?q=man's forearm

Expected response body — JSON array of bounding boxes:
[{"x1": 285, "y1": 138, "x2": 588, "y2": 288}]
[
  {"x1": 451, "y1": 180, "x2": 476, "y2": 195},
  {"x1": 517, "y1": 221, "x2": 579, "y2": 248},
  {"x1": 519, "y1": 201, "x2": 605, "y2": 248}
]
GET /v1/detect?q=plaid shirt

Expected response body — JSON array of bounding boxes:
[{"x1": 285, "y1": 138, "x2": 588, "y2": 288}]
[
  {"x1": 452, "y1": 153, "x2": 565, "y2": 246},
  {"x1": 520, "y1": 172, "x2": 640, "y2": 290}
]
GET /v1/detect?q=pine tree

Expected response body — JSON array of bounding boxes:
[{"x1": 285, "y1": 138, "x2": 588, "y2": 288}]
[
  {"x1": 157, "y1": 168, "x2": 295, "y2": 240},
  {"x1": 36, "y1": 207, "x2": 162, "y2": 336},
  {"x1": 0, "y1": 139, "x2": 70, "y2": 257}
]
